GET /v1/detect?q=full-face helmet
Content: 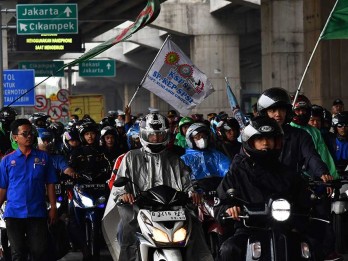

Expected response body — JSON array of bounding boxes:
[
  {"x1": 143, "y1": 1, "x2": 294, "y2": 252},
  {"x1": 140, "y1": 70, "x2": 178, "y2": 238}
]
[
  {"x1": 242, "y1": 116, "x2": 283, "y2": 162},
  {"x1": 139, "y1": 112, "x2": 169, "y2": 153}
]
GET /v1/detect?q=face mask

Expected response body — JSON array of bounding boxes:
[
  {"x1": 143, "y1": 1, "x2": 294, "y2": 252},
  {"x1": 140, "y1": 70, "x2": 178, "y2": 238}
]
[{"x1": 195, "y1": 138, "x2": 208, "y2": 149}]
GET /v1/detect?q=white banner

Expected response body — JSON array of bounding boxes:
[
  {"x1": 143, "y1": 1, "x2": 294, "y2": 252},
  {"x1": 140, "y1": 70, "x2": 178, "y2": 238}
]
[{"x1": 142, "y1": 39, "x2": 215, "y2": 116}]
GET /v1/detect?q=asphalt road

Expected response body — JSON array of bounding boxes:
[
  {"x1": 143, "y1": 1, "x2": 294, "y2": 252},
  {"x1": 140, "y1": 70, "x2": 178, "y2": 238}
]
[{"x1": 58, "y1": 249, "x2": 113, "y2": 261}]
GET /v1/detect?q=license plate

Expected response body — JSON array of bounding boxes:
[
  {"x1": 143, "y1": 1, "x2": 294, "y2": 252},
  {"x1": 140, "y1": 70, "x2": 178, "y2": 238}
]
[
  {"x1": 55, "y1": 184, "x2": 61, "y2": 194},
  {"x1": 151, "y1": 210, "x2": 186, "y2": 222},
  {"x1": 79, "y1": 184, "x2": 105, "y2": 190}
]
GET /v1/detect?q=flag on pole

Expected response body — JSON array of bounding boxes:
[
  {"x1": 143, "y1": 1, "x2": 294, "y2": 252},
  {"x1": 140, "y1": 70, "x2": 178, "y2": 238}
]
[
  {"x1": 62, "y1": 0, "x2": 161, "y2": 69},
  {"x1": 320, "y1": 0, "x2": 348, "y2": 40},
  {"x1": 225, "y1": 77, "x2": 246, "y2": 129},
  {"x1": 141, "y1": 38, "x2": 215, "y2": 116}
]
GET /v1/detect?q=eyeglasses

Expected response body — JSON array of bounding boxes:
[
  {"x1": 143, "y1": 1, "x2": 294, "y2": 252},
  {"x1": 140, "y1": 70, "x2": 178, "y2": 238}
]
[
  {"x1": 337, "y1": 123, "x2": 348, "y2": 128},
  {"x1": 17, "y1": 131, "x2": 34, "y2": 138}
]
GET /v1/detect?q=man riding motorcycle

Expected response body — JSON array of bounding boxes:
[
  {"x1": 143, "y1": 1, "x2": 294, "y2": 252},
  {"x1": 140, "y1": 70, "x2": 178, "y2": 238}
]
[{"x1": 113, "y1": 111, "x2": 213, "y2": 261}]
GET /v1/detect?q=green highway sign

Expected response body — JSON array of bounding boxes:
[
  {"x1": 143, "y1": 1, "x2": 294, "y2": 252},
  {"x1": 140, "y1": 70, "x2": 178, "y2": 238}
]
[
  {"x1": 16, "y1": 4, "x2": 78, "y2": 35},
  {"x1": 19, "y1": 61, "x2": 64, "y2": 77},
  {"x1": 79, "y1": 60, "x2": 116, "y2": 77}
]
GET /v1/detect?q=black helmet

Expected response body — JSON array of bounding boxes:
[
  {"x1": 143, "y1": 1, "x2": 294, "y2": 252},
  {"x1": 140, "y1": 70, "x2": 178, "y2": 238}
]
[
  {"x1": 291, "y1": 94, "x2": 312, "y2": 126},
  {"x1": 100, "y1": 126, "x2": 118, "y2": 146},
  {"x1": 78, "y1": 121, "x2": 99, "y2": 145},
  {"x1": 323, "y1": 108, "x2": 332, "y2": 130},
  {"x1": 48, "y1": 122, "x2": 65, "y2": 138},
  {"x1": 333, "y1": 111, "x2": 348, "y2": 128},
  {"x1": 242, "y1": 116, "x2": 283, "y2": 163},
  {"x1": 0, "y1": 107, "x2": 17, "y2": 125},
  {"x1": 257, "y1": 88, "x2": 293, "y2": 123},
  {"x1": 185, "y1": 123, "x2": 210, "y2": 150},
  {"x1": 139, "y1": 112, "x2": 169, "y2": 153},
  {"x1": 29, "y1": 112, "x2": 50, "y2": 128},
  {"x1": 310, "y1": 105, "x2": 324, "y2": 118},
  {"x1": 62, "y1": 128, "x2": 80, "y2": 152},
  {"x1": 216, "y1": 117, "x2": 240, "y2": 141}
]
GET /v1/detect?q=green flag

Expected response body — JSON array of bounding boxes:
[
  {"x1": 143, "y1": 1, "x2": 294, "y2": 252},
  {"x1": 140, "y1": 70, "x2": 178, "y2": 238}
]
[
  {"x1": 321, "y1": 0, "x2": 348, "y2": 40},
  {"x1": 61, "y1": 0, "x2": 161, "y2": 69}
]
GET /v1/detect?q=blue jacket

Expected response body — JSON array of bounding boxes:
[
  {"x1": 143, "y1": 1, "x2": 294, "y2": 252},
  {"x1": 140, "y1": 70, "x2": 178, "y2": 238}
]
[{"x1": 181, "y1": 148, "x2": 231, "y2": 180}]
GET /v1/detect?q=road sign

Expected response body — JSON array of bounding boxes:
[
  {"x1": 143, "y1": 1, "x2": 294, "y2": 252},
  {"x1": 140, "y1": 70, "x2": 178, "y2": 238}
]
[
  {"x1": 59, "y1": 103, "x2": 69, "y2": 117},
  {"x1": 34, "y1": 95, "x2": 48, "y2": 110},
  {"x1": 16, "y1": 4, "x2": 78, "y2": 35},
  {"x1": 48, "y1": 106, "x2": 62, "y2": 120},
  {"x1": 3, "y1": 69, "x2": 35, "y2": 106},
  {"x1": 57, "y1": 89, "x2": 70, "y2": 103},
  {"x1": 19, "y1": 61, "x2": 64, "y2": 77},
  {"x1": 79, "y1": 60, "x2": 116, "y2": 77}
]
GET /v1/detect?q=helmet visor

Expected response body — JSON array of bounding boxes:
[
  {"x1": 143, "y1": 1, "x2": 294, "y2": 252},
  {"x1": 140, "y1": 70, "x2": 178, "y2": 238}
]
[{"x1": 140, "y1": 129, "x2": 169, "y2": 145}]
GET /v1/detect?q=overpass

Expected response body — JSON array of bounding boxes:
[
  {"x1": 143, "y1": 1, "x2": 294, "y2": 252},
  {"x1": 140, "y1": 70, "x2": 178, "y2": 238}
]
[{"x1": 2, "y1": 0, "x2": 347, "y2": 117}]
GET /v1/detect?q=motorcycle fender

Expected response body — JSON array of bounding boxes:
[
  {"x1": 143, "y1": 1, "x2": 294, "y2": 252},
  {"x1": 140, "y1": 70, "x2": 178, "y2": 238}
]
[
  {"x1": 154, "y1": 248, "x2": 182, "y2": 261},
  {"x1": 331, "y1": 201, "x2": 348, "y2": 214}
]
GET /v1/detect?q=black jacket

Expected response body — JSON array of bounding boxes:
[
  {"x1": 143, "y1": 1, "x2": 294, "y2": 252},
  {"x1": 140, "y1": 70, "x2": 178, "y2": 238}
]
[
  {"x1": 216, "y1": 151, "x2": 310, "y2": 221},
  {"x1": 280, "y1": 124, "x2": 329, "y2": 178}
]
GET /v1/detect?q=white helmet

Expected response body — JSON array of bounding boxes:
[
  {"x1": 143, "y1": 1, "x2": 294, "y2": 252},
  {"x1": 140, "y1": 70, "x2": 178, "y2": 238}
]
[{"x1": 139, "y1": 112, "x2": 169, "y2": 153}]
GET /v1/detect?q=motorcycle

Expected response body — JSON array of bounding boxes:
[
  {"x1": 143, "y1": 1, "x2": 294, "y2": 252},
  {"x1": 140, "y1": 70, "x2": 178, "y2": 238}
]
[
  {"x1": 220, "y1": 188, "x2": 317, "y2": 261},
  {"x1": 70, "y1": 176, "x2": 109, "y2": 258},
  {"x1": 193, "y1": 177, "x2": 224, "y2": 258},
  {"x1": 309, "y1": 174, "x2": 348, "y2": 254},
  {"x1": 114, "y1": 176, "x2": 192, "y2": 261}
]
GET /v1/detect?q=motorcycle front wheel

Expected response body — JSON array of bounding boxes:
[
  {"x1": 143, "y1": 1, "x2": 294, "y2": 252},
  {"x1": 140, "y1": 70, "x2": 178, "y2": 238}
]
[{"x1": 85, "y1": 220, "x2": 100, "y2": 258}]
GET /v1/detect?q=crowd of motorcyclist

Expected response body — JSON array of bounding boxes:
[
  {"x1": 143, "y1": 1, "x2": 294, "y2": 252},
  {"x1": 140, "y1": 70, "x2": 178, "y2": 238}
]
[{"x1": 0, "y1": 87, "x2": 347, "y2": 260}]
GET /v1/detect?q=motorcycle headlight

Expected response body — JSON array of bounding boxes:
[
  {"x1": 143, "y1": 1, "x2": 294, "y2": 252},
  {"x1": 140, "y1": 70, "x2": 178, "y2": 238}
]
[
  {"x1": 173, "y1": 227, "x2": 187, "y2": 242},
  {"x1": 80, "y1": 194, "x2": 94, "y2": 207},
  {"x1": 152, "y1": 227, "x2": 170, "y2": 243},
  {"x1": 271, "y1": 199, "x2": 291, "y2": 221},
  {"x1": 301, "y1": 242, "x2": 311, "y2": 259},
  {"x1": 250, "y1": 241, "x2": 261, "y2": 259}
]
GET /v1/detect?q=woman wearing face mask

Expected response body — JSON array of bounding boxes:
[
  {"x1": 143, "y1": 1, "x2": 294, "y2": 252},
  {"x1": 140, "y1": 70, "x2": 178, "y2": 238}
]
[{"x1": 181, "y1": 123, "x2": 231, "y2": 180}]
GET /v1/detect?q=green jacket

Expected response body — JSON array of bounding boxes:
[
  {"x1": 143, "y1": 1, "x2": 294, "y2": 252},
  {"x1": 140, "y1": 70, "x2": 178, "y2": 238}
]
[
  {"x1": 174, "y1": 133, "x2": 187, "y2": 148},
  {"x1": 290, "y1": 122, "x2": 338, "y2": 179}
]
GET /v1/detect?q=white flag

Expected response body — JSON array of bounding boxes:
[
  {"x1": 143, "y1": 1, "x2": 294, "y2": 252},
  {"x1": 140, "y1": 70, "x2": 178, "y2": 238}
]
[{"x1": 141, "y1": 39, "x2": 215, "y2": 116}]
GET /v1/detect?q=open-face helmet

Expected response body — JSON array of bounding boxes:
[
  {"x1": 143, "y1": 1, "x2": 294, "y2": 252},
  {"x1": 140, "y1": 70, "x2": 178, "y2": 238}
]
[{"x1": 242, "y1": 116, "x2": 283, "y2": 162}]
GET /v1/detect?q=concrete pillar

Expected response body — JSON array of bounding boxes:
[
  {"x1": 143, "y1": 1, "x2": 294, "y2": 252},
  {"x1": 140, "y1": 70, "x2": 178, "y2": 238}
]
[
  {"x1": 190, "y1": 34, "x2": 240, "y2": 117},
  {"x1": 261, "y1": 0, "x2": 304, "y2": 94},
  {"x1": 303, "y1": 0, "x2": 348, "y2": 109}
]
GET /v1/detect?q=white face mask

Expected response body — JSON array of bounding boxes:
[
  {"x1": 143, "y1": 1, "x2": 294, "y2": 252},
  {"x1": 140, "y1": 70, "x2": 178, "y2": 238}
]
[{"x1": 195, "y1": 138, "x2": 208, "y2": 149}]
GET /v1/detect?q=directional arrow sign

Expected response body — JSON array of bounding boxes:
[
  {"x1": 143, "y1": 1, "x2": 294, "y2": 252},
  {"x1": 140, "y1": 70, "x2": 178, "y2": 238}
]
[
  {"x1": 16, "y1": 4, "x2": 78, "y2": 35},
  {"x1": 79, "y1": 60, "x2": 116, "y2": 77},
  {"x1": 19, "y1": 61, "x2": 64, "y2": 77}
]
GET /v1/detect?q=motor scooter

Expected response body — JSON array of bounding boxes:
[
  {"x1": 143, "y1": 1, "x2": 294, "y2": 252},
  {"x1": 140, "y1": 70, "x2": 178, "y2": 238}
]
[
  {"x1": 114, "y1": 176, "x2": 193, "y2": 261},
  {"x1": 220, "y1": 188, "x2": 317, "y2": 261}
]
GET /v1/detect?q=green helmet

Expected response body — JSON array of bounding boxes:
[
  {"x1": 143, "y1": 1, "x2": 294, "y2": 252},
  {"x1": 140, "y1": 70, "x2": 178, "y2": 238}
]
[{"x1": 178, "y1": 117, "x2": 194, "y2": 135}]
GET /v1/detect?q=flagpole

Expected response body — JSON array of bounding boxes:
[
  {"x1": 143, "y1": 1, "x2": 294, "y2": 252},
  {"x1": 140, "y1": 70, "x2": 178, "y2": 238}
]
[
  {"x1": 292, "y1": 0, "x2": 339, "y2": 106},
  {"x1": 128, "y1": 34, "x2": 171, "y2": 107}
]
